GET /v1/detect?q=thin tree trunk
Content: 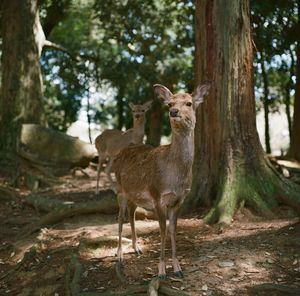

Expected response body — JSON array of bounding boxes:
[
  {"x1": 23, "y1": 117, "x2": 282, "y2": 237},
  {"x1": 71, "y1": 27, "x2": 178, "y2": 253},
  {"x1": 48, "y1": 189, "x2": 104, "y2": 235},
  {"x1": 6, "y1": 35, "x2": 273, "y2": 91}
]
[
  {"x1": 287, "y1": 0, "x2": 300, "y2": 161},
  {"x1": 117, "y1": 93, "x2": 124, "y2": 130},
  {"x1": 183, "y1": 0, "x2": 300, "y2": 223},
  {"x1": 285, "y1": 85, "x2": 292, "y2": 140},
  {"x1": 87, "y1": 89, "x2": 92, "y2": 144},
  {"x1": 260, "y1": 56, "x2": 271, "y2": 154},
  {"x1": 0, "y1": 0, "x2": 45, "y2": 155},
  {"x1": 146, "y1": 100, "x2": 164, "y2": 147},
  {"x1": 286, "y1": 47, "x2": 295, "y2": 140}
]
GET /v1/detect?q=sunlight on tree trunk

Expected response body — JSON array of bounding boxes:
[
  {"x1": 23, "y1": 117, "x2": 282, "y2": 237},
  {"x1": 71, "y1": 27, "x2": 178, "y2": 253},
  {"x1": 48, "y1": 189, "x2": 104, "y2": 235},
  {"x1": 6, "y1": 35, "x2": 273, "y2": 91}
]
[
  {"x1": 0, "y1": 0, "x2": 45, "y2": 156},
  {"x1": 183, "y1": 0, "x2": 300, "y2": 224}
]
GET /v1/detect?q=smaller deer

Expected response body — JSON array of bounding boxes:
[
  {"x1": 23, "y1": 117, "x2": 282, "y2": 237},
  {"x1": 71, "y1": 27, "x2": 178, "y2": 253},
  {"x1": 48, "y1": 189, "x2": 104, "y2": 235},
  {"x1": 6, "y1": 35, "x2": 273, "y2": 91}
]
[
  {"x1": 113, "y1": 83, "x2": 211, "y2": 279},
  {"x1": 95, "y1": 101, "x2": 152, "y2": 194}
]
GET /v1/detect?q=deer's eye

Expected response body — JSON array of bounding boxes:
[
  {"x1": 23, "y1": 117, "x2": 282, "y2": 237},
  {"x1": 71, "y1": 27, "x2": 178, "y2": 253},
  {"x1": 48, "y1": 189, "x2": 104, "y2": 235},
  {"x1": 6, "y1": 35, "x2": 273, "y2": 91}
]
[
  {"x1": 186, "y1": 102, "x2": 192, "y2": 107},
  {"x1": 168, "y1": 103, "x2": 173, "y2": 108}
]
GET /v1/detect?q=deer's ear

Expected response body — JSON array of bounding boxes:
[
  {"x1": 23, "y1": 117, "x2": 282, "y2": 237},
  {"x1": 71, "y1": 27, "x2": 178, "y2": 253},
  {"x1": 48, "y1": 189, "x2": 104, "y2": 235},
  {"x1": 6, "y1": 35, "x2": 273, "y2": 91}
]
[
  {"x1": 153, "y1": 84, "x2": 173, "y2": 105},
  {"x1": 143, "y1": 101, "x2": 152, "y2": 111},
  {"x1": 193, "y1": 82, "x2": 211, "y2": 108},
  {"x1": 129, "y1": 102, "x2": 135, "y2": 110}
]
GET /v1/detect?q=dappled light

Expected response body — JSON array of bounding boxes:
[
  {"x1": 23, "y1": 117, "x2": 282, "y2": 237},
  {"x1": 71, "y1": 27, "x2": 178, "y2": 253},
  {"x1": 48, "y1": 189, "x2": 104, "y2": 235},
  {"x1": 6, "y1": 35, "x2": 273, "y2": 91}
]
[{"x1": 1, "y1": 0, "x2": 300, "y2": 295}]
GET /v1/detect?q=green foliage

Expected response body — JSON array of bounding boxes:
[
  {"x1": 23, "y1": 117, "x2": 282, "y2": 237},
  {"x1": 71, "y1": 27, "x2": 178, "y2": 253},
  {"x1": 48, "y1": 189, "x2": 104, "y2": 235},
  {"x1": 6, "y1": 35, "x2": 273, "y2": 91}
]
[
  {"x1": 251, "y1": 0, "x2": 297, "y2": 107},
  {"x1": 40, "y1": 0, "x2": 194, "y2": 133}
]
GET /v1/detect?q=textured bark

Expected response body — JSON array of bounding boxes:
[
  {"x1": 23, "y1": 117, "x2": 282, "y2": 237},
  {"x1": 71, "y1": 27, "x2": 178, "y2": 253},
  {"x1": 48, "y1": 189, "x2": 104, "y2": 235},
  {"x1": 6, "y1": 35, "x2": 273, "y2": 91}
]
[
  {"x1": 0, "y1": 0, "x2": 45, "y2": 155},
  {"x1": 287, "y1": 0, "x2": 300, "y2": 161},
  {"x1": 183, "y1": 0, "x2": 300, "y2": 223}
]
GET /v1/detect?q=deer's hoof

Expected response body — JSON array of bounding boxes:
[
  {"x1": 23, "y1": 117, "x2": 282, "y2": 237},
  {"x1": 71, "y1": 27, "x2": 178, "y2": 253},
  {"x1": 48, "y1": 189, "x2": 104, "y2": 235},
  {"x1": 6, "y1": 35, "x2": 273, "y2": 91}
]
[
  {"x1": 116, "y1": 258, "x2": 124, "y2": 265},
  {"x1": 174, "y1": 271, "x2": 184, "y2": 278},
  {"x1": 158, "y1": 274, "x2": 167, "y2": 281}
]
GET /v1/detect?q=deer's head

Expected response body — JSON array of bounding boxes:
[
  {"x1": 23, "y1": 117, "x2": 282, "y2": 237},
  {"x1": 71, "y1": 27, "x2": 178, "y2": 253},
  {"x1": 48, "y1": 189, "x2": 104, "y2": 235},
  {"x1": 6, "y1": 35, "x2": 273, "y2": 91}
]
[
  {"x1": 129, "y1": 101, "x2": 152, "y2": 122},
  {"x1": 153, "y1": 83, "x2": 211, "y2": 130}
]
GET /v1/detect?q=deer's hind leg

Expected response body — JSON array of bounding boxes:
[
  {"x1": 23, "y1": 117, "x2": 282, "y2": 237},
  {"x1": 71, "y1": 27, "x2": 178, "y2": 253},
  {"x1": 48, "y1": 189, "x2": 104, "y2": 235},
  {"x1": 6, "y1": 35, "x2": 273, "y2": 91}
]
[
  {"x1": 127, "y1": 201, "x2": 142, "y2": 255},
  {"x1": 117, "y1": 193, "x2": 127, "y2": 263}
]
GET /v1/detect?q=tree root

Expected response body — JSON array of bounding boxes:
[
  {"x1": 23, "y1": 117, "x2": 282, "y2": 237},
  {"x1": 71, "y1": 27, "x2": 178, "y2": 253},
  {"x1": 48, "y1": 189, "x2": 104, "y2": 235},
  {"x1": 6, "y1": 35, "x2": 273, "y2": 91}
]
[
  {"x1": 250, "y1": 283, "x2": 300, "y2": 295},
  {"x1": 79, "y1": 279, "x2": 191, "y2": 296},
  {"x1": 65, "y1": 254, "x2": 83, "y2": 296},
  {"x1": 20, "y1": 191, "x2": 118, "y2": 237},
  {"x1": 21, "y1": 191, "x2": 158, "y2": 238}
]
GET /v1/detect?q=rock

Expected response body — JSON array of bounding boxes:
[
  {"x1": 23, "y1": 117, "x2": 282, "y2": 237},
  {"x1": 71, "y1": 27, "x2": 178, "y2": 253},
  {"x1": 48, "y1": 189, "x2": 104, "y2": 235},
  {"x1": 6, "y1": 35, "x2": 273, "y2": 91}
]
[{"x1": 218, "y1": 261, "x2": 235, "y2": 268}]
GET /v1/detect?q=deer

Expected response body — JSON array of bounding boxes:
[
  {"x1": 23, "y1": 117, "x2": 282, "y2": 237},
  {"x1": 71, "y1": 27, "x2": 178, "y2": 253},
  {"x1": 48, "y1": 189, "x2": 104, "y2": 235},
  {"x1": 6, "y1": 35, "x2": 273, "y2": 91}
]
[
  {"x1": 113, "y1": 83, "x2": 211, "y2": 279},
  {"x1": 95, "y1": 101, "x2": 152, "y2": 194}
]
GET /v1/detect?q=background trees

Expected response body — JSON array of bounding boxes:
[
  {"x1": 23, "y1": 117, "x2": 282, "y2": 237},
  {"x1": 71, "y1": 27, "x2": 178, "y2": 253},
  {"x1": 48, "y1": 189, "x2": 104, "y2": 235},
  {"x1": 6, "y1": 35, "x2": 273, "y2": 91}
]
[{"x1": 0, "y1": 0, "x2": 299, "y2": 218}]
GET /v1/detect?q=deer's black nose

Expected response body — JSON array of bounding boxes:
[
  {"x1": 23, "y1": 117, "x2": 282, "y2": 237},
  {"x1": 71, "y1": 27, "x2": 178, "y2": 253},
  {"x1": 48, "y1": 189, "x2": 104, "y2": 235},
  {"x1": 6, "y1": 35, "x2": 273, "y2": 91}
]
[{"x1": 170, "y1": 108, "x2": 179, "y2": 117}]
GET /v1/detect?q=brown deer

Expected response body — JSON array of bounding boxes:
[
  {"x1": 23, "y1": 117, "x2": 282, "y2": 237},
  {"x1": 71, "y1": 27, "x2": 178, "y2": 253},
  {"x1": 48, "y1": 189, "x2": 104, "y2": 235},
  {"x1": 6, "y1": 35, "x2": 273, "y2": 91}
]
[
  {"x1": 113, "y1": 83, "x2": 211, "y2": 279},
  {"x1": 95, "y1": 101, "x2": 152, "y2": 194}
]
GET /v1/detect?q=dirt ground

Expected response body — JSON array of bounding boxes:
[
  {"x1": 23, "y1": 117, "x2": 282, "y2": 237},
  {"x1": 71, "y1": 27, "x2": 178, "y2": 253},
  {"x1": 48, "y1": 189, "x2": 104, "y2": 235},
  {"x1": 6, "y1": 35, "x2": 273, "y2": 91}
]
[{"x1": 0, "y1": 167, "x2": 300, "y2": 296}]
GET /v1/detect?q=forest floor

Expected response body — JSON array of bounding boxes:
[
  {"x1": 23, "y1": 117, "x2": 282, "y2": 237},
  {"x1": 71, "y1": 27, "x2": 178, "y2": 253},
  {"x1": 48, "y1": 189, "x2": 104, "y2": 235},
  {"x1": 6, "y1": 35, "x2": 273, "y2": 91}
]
[{"x1": 0, "y1": 165, "x2": 300, "y2": 296}]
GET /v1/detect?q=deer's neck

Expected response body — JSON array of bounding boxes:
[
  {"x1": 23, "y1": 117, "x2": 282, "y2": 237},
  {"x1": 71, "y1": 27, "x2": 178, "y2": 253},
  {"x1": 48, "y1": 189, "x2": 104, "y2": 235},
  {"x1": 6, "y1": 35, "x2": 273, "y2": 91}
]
[
  {"x1": 169, "y1": 129, "x2": 194, "y2": 166},
  {"x1": 132, "y1": 117, "x2": 146, "y2": 143}
]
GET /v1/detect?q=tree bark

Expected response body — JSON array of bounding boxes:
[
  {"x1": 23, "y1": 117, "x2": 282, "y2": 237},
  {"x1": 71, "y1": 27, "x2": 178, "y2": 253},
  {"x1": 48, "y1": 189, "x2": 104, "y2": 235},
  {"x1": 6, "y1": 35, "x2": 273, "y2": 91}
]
[
  {"x1": 287, "y1": 0, "x2": 300, "y2": 161},
  {"x1": 0, "y1": 0, "x2": 45, "y2": 156},
  {"x1": 183, "y1": 0, "x2": 300, "y2": 223}
]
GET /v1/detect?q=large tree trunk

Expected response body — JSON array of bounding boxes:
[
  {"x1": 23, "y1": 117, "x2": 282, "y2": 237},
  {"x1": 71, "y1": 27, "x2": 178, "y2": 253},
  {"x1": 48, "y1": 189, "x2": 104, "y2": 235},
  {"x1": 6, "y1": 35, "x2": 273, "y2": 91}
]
[
  {"x1": 287, "y1": 0, "x2": 300, "y2": 161},
  {"x1": 183, "y1": 0, "x2": 300, "y2": 223},
  {"x1": 0, "y1": 0, "x2": 45, "y2": 156}
]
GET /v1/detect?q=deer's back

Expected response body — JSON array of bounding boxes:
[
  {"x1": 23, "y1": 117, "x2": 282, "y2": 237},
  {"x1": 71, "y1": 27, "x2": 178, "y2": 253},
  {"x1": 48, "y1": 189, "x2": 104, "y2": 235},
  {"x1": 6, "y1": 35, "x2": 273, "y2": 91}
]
[
  {"x1": 95, "y1": 129, "x2": 132, "y2": 157},
  {"x1": 114, "y1": 144, "x2": 186, "y2": 193}
]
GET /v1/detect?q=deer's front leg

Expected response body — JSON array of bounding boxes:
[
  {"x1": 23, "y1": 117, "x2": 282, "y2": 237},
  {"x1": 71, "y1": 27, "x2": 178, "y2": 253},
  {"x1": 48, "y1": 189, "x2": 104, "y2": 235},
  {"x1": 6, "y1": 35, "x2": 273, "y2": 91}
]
[
  {"x1": 169, "y1": 207, "x2": 183, "y2": 278},
  {"x1": 156, "y1": 206, "x2": 167, "y2": 279}
]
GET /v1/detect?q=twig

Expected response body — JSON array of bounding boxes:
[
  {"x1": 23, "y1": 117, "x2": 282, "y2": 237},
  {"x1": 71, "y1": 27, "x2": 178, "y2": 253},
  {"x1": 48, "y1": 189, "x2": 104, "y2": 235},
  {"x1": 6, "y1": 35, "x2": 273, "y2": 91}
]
[
  {"x1": 115, "y1": 262, "x2": 126, "y2": 283},
  {"x1": 148, "y1": 277, "x2": 160, "y2": 296},
  {"x1": 65, "y1": 254, "x2": 83, "y2": 296}
]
